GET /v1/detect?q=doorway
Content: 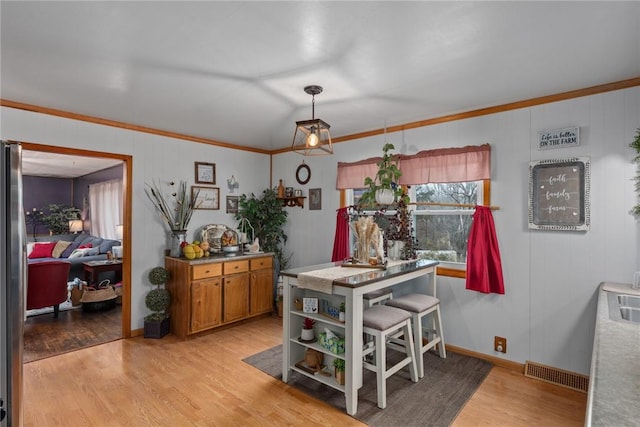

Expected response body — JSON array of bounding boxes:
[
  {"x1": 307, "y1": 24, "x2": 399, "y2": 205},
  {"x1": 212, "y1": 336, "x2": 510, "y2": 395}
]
[{"x1": 19, "y1": 142, "x2": 132, "y2": 361}]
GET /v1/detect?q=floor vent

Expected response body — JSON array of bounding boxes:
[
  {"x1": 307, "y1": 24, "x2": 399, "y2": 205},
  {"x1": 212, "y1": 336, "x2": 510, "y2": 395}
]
[{"x1": 524, "y1": 361, "x2": 589, "y2": 393}]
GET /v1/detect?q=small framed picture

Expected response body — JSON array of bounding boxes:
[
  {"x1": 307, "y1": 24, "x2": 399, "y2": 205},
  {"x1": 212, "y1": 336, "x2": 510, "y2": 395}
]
[
  {"x1": 303, "y1": 297, "x2": 318, "y2": 313},
  {"x1": 285, "y1": 187, "x2": 294, "y2": 197},
  {"x1": 226, "y1": 196, "x2": 239, "y2": 214},
  {"x1": 192, "y1": 186, "x2": 219, "y2": 210},
  {"x1": 195, "y1": 162, "x2": 216, "y2": 184},
  {"x1": 309, "y1": 188, "x2": 322, "y2": 210}
]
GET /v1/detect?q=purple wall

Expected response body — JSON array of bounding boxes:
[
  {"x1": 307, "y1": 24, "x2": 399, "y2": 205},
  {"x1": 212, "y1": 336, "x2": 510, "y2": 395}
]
[{"x1": 23, "y1": 175, "x2": 74, "y2": 236}]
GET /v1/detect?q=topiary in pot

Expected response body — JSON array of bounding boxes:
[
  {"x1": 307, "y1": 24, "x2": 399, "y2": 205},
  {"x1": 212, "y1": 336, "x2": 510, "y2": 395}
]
[{"x1": 144, "y1": 266, "x2": 171, "y2": 338}]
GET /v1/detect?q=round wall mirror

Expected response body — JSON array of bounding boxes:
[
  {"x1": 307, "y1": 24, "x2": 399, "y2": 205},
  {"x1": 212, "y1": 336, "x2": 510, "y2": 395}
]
[{"x1": 296, "y1": 163, "x2": 311, "y2": 185}]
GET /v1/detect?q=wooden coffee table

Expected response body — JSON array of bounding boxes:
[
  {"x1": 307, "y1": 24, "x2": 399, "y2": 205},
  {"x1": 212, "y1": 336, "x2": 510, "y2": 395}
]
[{"x1": 83, "y1": 260, "x2": 123, "y2": 285}]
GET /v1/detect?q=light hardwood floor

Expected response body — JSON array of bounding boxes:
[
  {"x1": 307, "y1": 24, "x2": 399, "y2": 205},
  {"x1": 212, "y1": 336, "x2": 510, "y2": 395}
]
[{"x1": 22, "y1": 316, "x2": 586, "y2": 426}]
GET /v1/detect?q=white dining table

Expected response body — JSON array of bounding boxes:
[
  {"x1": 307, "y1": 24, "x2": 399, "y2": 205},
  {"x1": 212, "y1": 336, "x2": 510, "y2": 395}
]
[{"x1": 281, "y1": 259, "x2": 439, "y2": 415}]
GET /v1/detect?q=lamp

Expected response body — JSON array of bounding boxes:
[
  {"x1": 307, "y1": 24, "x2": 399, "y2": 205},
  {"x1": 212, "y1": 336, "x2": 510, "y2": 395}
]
[
  {"x1": 112, "y1": 224, "x2": 124, "y2": 259},
  {"x1": 68, "y1": 219, "x2": 83, "y2": 233},
  {"x1": 115, "y1": 224, "x2": 123, "y2": 240},
  {"x1": 291, "y1": 85, "x2": 333, "y2": 156}
]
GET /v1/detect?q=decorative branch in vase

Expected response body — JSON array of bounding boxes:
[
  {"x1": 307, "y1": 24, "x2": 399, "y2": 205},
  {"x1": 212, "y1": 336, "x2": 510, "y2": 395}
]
[{"x1": 145, "y1": 180, "x2": 199, "y2": 257}]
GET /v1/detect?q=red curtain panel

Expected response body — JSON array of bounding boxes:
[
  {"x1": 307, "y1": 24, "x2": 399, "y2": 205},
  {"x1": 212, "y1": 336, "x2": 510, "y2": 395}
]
[
  {"x1": 466, "y1": 206, "x2": 505, "y2": 294},
  {"x1": 332, "y1": 207, "x2": 350, "y2": 262}
]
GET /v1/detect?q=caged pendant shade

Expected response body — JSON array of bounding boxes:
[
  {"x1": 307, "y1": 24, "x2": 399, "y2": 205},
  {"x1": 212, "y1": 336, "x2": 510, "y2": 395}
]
[{"x1": 292, "y1": 85, "x2": 333, "y2": 156}]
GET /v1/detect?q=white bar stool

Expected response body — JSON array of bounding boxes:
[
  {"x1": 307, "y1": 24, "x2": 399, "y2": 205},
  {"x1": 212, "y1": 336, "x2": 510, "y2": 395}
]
[
  {"x1": 385, "y1": 293, "x2": 446, "y2": 379},
  {"x1": 363, "y1": 288, "x2": 393, "y2": 307},
  {"x1": 362, "y1": 305, "x2": 419, "y2": 409}
]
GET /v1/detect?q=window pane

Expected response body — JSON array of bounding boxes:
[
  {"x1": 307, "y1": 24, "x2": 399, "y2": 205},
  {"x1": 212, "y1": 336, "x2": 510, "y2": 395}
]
[
  {"x1": 415, "y1": 214, "x2": 471, "y2": 263},
  {"x1": 415, "y1": 182, "x2": 478, "y2": 209},
  {"x1": 412, "y1": 182, "x2": 479, "y2": 264}
]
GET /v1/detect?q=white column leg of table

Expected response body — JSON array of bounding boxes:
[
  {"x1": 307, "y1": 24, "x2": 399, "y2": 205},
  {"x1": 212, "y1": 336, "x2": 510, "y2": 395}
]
[
  {"x1": 344, "y1": 290, "x2": 363, "y2": 416},
  {"x1": 282, "y1": 276, "x2": 292, "y2": 383}
]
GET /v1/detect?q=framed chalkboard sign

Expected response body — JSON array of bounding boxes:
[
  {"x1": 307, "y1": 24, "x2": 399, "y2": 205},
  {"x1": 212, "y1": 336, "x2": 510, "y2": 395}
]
[{"x1": 528, "y1": 157, "x2": 590, "y2": 231}]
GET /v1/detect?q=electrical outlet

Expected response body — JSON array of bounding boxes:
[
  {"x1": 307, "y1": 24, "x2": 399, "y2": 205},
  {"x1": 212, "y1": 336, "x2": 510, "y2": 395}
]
[{"x1": 494, "y1": 336, "x2": 507, "y2": 353}]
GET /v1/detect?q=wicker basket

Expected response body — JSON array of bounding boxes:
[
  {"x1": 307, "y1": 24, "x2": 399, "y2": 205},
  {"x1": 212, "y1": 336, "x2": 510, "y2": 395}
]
[{"x1": 80, "y1": 280, "x2": 117, "y2": 311}]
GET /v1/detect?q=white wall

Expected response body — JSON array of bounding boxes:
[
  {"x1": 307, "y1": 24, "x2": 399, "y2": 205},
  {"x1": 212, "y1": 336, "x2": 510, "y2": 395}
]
[
  {"x1": 272, "y1": 86, "x2": 640, "y2": 374},
  {"x1": 0, "y1": 107, "x2": 271, "y2": 331},
  {"x1": 3, "y1": 86, "x2": 638, "y2": 374}
]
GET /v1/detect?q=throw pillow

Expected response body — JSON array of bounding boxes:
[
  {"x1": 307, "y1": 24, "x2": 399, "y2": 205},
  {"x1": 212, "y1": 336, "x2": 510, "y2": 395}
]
[
  {"x1": 60, "y1": 239, "x2": 82, "y2": 258},
  {"x1": 27, "y1": 242, "x2": 58, "y2": 259},
  {"x1": 68, "y1": 247, "x2": 92, "y2": 259},
  {"x1": 51, "y1": 241, "x2": 72, "y2": 258}
]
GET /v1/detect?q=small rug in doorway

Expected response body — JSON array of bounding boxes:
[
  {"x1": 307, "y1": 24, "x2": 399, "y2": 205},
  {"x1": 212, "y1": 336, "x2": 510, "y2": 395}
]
[
  {"x1": 26, "y1": 299, "x2": 78, "y2": 317},
  {"x1": 242, "y1": 345, "x2": 492, "y2": 427}
]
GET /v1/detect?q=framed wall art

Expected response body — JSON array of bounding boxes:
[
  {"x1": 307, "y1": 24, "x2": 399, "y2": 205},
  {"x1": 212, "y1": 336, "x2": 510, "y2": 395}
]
[
  {"x1": 226, "y1": 195, "x2": 239, "y2": 214},
  {"x1": 309, "y1": 188, "x2": 322, "y2": 210},
  {"x1": 192, "y1": 186, "x2": 219, "y2": 210},
  {"x1": 528, "y1": 157, "x2": 590, "y2": 231},
  {"x1": 195, "y1": 162, "x2": 216, "y2": 184}
]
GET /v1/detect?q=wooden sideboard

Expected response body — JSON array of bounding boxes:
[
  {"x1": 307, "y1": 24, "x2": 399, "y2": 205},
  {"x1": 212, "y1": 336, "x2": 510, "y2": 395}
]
[{"x1": 164, "y1": 254, "x2": 274, "y2": 339}]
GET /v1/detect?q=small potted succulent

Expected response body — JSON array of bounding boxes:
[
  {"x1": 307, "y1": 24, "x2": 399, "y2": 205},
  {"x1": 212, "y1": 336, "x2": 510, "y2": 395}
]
[
  {"x1": 301, "y1": 317, "x2": 316, "y2": 341},
  {"x1": 144, "y1": 266, "x2": 171, "y2": 338},
  {"x1": 333, "y1": 358, "x2": 345, "y2": 385}
]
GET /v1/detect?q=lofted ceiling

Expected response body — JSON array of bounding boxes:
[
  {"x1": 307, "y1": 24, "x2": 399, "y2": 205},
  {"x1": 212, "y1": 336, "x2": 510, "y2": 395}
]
[{"x1": 2, "y1": 1, "x2": 639, "y2": 166}]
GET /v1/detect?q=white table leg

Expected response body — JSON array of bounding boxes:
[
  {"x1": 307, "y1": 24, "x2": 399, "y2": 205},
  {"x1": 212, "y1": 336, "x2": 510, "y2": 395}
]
[
  {"x1": 282, "y1": 277, "x2": 291, "y2": 383},
  {"x1": 344, "y1": 291, "x2": 363, "y2": 415}
]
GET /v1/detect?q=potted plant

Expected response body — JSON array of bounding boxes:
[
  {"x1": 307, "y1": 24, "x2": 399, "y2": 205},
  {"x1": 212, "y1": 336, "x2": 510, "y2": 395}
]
[
  {"x1": 145, "y1": 180, "x2": 199, "y2": 257},
  {"x1": 301, "y1": 317, "x2": 315, "y2": 341},
  {"x1": 333, "y1": 358, "x2": 345, "y2": 385},
  {"x1": 630, "y1": 128, "x2": 640, "y2": 218},
  {"x1": 236, "y1": 187, "x2": 291, "y2": 275},
  {"x1": 41, "y1": 204, "x2": 81, "y2": 235},
  {"x1": 144, "y1": 266, "x2": 171, "y2": 338},
  {"x1": 382, "y1": 189, "x2": 418, "y2": 260},
  {"x1": 360, "y1": 143, "x2": 405, "y2": 206}
]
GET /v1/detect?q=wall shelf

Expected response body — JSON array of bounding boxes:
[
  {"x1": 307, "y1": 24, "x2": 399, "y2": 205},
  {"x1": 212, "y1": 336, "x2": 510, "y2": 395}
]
[{"x1": 278, "y1": 197, "x2": 306, "y2": 208}]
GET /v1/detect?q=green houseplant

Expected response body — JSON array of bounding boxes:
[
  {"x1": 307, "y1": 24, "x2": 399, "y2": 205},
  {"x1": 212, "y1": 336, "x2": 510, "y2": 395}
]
[
  {"x1": 333, "y1": 358, "x2": 345, "y2": 385},
  {"x1": 144, "y1": 266, "x2": 171, "y2": 338},
  {"x1": 236, "y1": 188, "x2": 291, "y2": 271},
  {"x1": 360, "y1": 143, "x2": 406, "y2": 206},
  {"x1": 630, "y1": 128, "x2": 640, "y2": 218},
  {"x1": 41, "y1": 204, "x2": 81, "y2": 234}
]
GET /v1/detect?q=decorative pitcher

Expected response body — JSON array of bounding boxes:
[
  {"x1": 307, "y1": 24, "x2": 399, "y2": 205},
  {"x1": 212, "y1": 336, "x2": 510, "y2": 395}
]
[{"x1": 170, "y1": 230, "x2": 188, "y2": 257}]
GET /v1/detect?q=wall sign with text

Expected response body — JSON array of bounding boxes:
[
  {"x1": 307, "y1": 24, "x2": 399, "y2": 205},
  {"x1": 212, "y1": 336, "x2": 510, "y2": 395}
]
[
  {"x1": 537, "y1": 126, "x2": 580, "y2": 150},
  {"x1": 528, "y1": 157, "x2": 590, "y2": 231}
]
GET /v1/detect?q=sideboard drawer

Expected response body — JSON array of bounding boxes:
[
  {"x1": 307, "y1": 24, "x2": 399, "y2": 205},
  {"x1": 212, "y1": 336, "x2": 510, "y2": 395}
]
[
  {"x1": 223, "y1": 260, "x2": 249, "y2": 275},
  {"x1": 250, "y1": 256, "x2": 272, "y2": 270},
  {"x1": 192, "y1": 263, "x2": 222, "y2": 280}
]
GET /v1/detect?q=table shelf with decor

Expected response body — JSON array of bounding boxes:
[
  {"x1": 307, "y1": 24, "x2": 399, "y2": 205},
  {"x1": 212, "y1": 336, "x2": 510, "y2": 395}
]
[{"x1": 280, "y1": 259, "x2": 439, "y2": 415}]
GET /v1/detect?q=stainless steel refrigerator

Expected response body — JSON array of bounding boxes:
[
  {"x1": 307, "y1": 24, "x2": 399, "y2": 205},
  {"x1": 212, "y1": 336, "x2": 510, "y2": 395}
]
[{"x1": 1, "y1": 141, "x2": 25, "y2": 427}]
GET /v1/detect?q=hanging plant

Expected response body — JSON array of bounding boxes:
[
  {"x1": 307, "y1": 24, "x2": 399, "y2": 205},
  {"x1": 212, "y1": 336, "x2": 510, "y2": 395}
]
[{"x1": 630, "y1": 128, "x2": 640, "y2": 218}]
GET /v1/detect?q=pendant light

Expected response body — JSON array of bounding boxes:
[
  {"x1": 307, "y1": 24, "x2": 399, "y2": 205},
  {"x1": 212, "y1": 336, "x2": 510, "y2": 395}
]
[{"x1": 291, "y1": 85, "x2": 333, "y2": 156}]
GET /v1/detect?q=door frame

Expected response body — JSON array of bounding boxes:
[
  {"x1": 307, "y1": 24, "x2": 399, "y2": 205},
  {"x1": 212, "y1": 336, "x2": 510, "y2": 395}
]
[{"x1": 19, "y1": 141, "x2": 132, "y2": 338}]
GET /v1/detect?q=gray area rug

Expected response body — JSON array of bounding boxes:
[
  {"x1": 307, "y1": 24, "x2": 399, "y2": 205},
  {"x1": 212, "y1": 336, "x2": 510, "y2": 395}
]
[{"x1": 243, "y1": 345, "x2": 492, "y2": 426}]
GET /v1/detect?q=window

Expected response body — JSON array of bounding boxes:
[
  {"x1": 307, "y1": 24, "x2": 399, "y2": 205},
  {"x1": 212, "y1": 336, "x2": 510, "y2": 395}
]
[
  {"x1": 347, "y1": 180, "x2": 488, "y2": 273},
  {"x1": 411, "y1": 181, "x2": 483, "y2": 265},
  {"x1": 337, "y1": 144, "x2": 492, "y2": 277}
]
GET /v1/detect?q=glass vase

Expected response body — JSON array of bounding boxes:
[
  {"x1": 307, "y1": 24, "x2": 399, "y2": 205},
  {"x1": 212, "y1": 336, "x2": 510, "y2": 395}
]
[{"x1": 170, "y1": 230, "x2": 188, "y2": 257}]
